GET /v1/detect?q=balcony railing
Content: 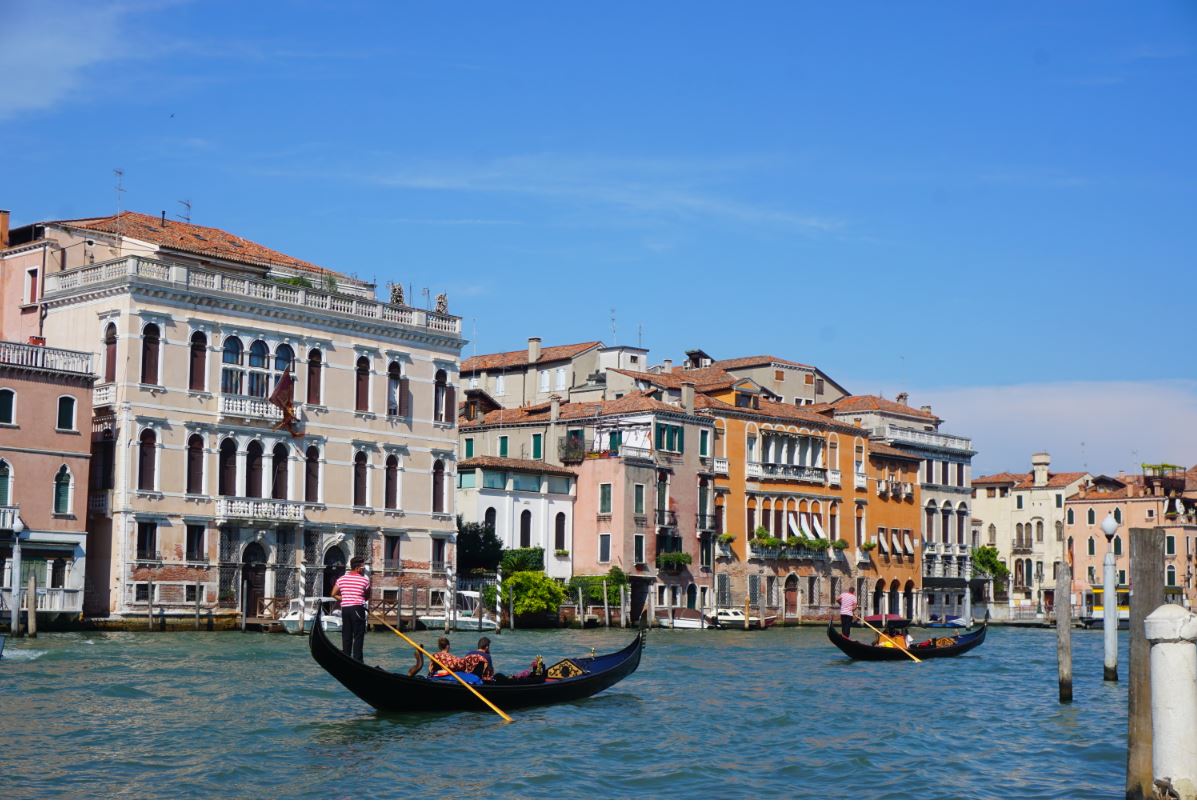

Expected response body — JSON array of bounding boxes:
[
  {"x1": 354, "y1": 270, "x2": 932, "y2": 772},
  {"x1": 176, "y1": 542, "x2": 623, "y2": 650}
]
[
  {"x1": 0, "y1": 506, "x2": 19, "y2": 530},
  {"x1": 43, "y1": 256, "x2": 463, "y2": 336},
  {"x1": 220, "y1": 394, "x2": 284, "y2": 423},
  {"x1": 93, "y1": 383, "x2": 115, "y2": 407},
  {"x1": 0, "y1": 340, "x2": 93, "y2": 375},
  {"x1": 753, "y1": 462, "x2": 827, "y2": 483},
  {"x1": 655, "y1": 510, "x2": 678, "y2": 529},
  {"x1": 873, "y1": 423, "x2": 973, "y2": 453},
  {"x1": 854, "y1": 472, "x2": 867, "y2": 490},
  {"x1": 713, "y1": 457, "x2": 729, "y2": 475},
  {"x1": 559, "y1": 437, "x2": 586, "y2": 464},
  {"x1": 1012, "y1": 541, "x2": 1033, "y2": 554},
  {"x1": 88, "y1": 491, "x2": 111, "y2": 517},
  {"x1": 215, "y1": 497, "x2": 305, "y2": 522},
  {"x1": 136, "y1": 551, "x2": 164, "y2": 564},
  {"x1": 695, "y1": 513, "x2": 717, "y2": 531},
  {"x1": 430, "y1": 561, "x2": 449, "y2": 575},
  {"x1": 827, "y1": 469, "x2": 841, "y2": 486},
  {"x1": 620, "y1": 445, "x2": 653, "y2": 461}
]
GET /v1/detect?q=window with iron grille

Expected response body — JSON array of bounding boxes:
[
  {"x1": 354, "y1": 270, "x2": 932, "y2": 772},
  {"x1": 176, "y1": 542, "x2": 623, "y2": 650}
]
[{"x1": 716, "y1": 574, "x2": 730, "y2": 606}]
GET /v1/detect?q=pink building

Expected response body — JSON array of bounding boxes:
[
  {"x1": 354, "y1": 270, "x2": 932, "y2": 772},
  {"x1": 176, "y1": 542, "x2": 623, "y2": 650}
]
[
  {"x1": 1, "y1": 338, "x2": 95, "y2": 628},
  {"x1": 1065, "y1": 468, "x2": 1197, "y2": 615}
]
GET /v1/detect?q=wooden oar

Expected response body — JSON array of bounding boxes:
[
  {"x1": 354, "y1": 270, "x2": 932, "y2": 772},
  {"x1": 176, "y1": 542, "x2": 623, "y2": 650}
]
[
  {"x1": 369, "y1": 611, "x2": 513, "y2": 722},
  {"x1": 853, "y1": 613, "x2": 922, "y2": 664}
]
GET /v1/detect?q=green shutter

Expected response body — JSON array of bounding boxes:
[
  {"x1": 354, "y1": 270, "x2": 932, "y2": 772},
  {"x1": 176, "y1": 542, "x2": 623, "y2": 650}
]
[
  {"x1": 700, "y1": 430, "x2": 709, "y2": 456},
  {"x1": 57, "y1": 398, "x2": 73, "y2": 430},
  {"x1": 676, "y1": 426, "x2": 684, "y2": 454},
  {"x1": 0, "y1": 463, "x2": 9, "y2": 505},
  {"x1": 0, "y1": 390, "x2": 12, "y2": 423},
  {"x1": 464, "y1": 438, "x2": 474, "y2": 458},
  {"x1": 499, "y1": 436, "x2": 508, "y2": 457},
  {"x1": 54, "y1": 470, "x2": 69, "y2": 513},
  {"x1": 655, "y1": 423, "x2": 665, "y2": 450},
  {"x1": 609, "y1": 430, "x2": 621, "y2": 455},
  {"x1": 532, "y1": 434, "x2": 542, "y2": 459}
]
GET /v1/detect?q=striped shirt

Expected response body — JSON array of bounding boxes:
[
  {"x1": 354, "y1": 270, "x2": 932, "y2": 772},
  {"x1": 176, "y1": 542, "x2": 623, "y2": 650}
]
[
  {"x1": 333, "y1": 571, "x2": 370, "y2": 607},
  {"x1": 838, "y1": 591, "x2": 857, "y2": 616}
]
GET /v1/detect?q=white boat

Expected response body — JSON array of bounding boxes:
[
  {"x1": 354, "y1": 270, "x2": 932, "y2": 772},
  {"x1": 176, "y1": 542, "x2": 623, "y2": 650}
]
[
  {"x1": 280, "y1": 597, "x2": 342, "y2": 635},
  {"x1": 419, "y1": 590, "x2": 500, "y2": 632},
  {"x1": 707, "y1": 607, "x2": 776, "y2": 630},
  {"x1": 655, "y1": 608, "x2": 707, "y2": 629}
]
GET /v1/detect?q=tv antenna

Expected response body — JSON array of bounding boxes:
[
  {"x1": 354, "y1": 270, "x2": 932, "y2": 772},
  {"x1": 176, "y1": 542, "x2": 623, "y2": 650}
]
[
  {"x1": 422, "y1": 287, "x2": 431, "y2": 309},
  {"x1": 637, "y1": 323, "x2": 643, "y2": 349},
  {"x1": 610, "y1": 307, "x2": 617, "y2": 345},
  {"x1": 113, "y1": 168, "x2": 125, "y2": 239},
  {"x1": 177, "y1": 199, "x2": 191, "y2": 223}
]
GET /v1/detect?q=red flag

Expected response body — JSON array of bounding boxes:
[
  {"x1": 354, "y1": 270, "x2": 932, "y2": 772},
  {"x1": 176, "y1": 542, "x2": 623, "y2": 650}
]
[{"x1": 269, "y1": 368, "x2": 301, "y2": 437}]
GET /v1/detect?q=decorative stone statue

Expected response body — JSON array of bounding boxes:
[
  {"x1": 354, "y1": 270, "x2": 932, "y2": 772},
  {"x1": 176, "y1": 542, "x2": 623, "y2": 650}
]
[
  {"x1": 387, "y1": 282, "x2": 404, "y2": 306},
  {"x1": 435, "y1": 292, "x2": 448, "y2": 314}
]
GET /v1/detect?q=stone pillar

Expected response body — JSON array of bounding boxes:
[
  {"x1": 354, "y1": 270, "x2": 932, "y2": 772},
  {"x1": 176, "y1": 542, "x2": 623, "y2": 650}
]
[{"x1": 1145, "y1": 604, "x2": 1197, "y2": 799}]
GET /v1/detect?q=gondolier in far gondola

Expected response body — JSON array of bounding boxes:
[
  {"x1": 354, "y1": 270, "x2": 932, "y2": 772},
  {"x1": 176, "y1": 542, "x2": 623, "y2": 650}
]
[
  {"x1": 836, "y1": 586, "x2": 857, "y2": 638},
  {"x1": 332, "y1": 557, "x2": 369, "y2": 661}
]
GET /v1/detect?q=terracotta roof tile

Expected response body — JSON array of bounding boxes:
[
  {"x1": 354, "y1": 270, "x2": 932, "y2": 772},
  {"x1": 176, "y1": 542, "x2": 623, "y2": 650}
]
[
  {"x1": 458, "y1": 456, "x2": 576, "y2": 477},
  {"x1": 712, "y1": 354, "x2": 815, "y2": 371},
  {"x1": 868, "y1": 442, "x2": 922, "y2": 462},
  {"x1": 694, "y1": 394, "x2": 866, "y2": 435},
  {"x1": 462, "y1": 390, "x2": 694, "y2": 427},
  {"x1": 974, "y1": 471, "x2": 1090, "y2": 489},
  {"x1": 612, "y1": 366, "x2": 735, "y2": 393},
  {"x1": 57, "y1": 211, "x2": 349, "y2": 280},
  {"x1": 462, "y1": 341, "x2": 601, "y2": 373},
  {"x1": 973, "y1": 472, "x2": 1026, "y2": 486},
  {"x1": 822, "y1": 394, "x2": 941, "y2": 422}
]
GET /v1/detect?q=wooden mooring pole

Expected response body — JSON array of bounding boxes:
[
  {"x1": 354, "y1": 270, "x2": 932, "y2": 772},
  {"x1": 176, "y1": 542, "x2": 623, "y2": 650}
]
[
  {"x1": 1127, "y1": 527, "x2": 1165, "y2": 799},
  {"x1": 619, "y1": 584, "x2": 627, "y2": 628},
  {"x1": 148, "y1": 578, "x2": 155, "y2": 632},
  {"x1": 602, "y1": 580, "x2": 610, "y2": 628},
  {"x1": 26, "y1": 574, "x2": 37, "y2": 638},
  {"x1": 576, "y1": 587, "x2": 584, "y2": 628},
  {"x1": 195, "y1": 581, "x2": 202, "y2": 631},
  {"x1": 1056, "y1": 561, "x2": 1072, "y2": 703}
]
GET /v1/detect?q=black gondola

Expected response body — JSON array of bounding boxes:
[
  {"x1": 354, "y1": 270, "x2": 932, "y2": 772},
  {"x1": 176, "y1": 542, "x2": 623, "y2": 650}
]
[
  {"x1": 309, "y1": 610, "x2": 645, "y2": 712},
  {"x1": 826, "y1": 621, "x2": 987, "y2": 661}
]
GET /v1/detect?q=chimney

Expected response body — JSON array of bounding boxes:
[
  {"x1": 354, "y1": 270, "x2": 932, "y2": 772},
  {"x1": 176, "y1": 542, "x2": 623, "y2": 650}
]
[
  {"x1": 896, "y1": 392, "x2": 909, "y2": 406},
  {"x1": 550, "y1": 395, "x2": 560, "y2": 422},
  {"x1": 528, "y1": 336, "x2": 541, "y2": 364},
  {"x1": 681, "y1": 381, "x2": 695, "y2": 414},
  {"x1": 0, "y1": 210, "x2": 9, "y2": 249},
  {"x1": 1031, "y1": 452, "x2": 1050, "y2": 487},
  {"x1": 920, "y1": 405, "x2": 933, "y2": 415},
  {"x1": 663, "y1": 359, "x2": 673, "y2": 373},
  {"x1": 160, "y1": 210, "x2": 166, "y2": 226}
]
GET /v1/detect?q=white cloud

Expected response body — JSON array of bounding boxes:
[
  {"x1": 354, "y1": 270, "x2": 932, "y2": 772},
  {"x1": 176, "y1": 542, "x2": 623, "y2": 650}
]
[{"x1": 905, "y1": 380, "x2": 1197, "y2": 476}]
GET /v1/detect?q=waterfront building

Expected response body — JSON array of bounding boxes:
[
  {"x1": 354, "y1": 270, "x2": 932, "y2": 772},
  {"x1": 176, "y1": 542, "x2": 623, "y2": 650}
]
[
  {"x1": 0, "y1": 210, "x2": 463, "y2": 623},
  {"x1": 459, "y1": 389, "x2": 715, "y2": 618},
  {"x1": 971, "y1": 453, "x2": 1089, "y2": 620},
  {"x1": 707, "y1": 353, "x2": 849, "y2": 406},
  {"x1": 461, "y1": 337, "x2": 649, "y2": 407},
  {"x1": 0, "y1": 339, "x2": 94, "y2": 626},
  {"x1": 1065, "y1": 465, "x2": 1197, "y2": 613},
  {"x1": 817, "y1": 393, "x2": 980, "y2": 620}
]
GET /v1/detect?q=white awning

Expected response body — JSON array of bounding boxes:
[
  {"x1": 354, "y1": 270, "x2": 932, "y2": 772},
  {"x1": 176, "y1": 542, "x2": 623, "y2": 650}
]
[
  {"x1": 879, "y1": 531, "x2": 889, "y2": 553},
  {"x1": 788, "y1": 513, "x2": 801, "y2": 538},
  {"x1": 798, "y1": 513, "x2": 814, "y2": 539},
  {"x1": 904, "y1": 532, "x2": 914, "y2": 554},
  {"x1": 811, "y1": 516, "x2": 827, "y2": 540}
]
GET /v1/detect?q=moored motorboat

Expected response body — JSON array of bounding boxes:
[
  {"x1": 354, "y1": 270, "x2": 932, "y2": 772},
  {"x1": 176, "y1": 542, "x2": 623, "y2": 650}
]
[
  {"x1": 826, "y1": 619, "x2": 987, "y2": 661},
  {"x1": 418, "y1": 590, "x2": 500, "y2": 631},
  {"x1": 706, "y1": 608, "x2": 775, "y2": 629},
  {"x1": 309, "y1": 609, "x2": 645, "y2": 712},
  {"x1": 655, "y1": 608, "x2": 706, "y2": 629},
  {"x1": 280, "y1": 597, "x2": 342, "y2": 635}
]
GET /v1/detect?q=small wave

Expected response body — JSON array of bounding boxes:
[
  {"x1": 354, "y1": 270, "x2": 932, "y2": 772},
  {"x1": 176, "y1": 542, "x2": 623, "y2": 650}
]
[{"x1": 2, "y1": 649, "x2": 46, "y2": 661}]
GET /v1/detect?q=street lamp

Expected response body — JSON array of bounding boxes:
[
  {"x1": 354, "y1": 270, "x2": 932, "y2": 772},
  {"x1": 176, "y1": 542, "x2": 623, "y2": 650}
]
[
  {"x1": 8, "y1": 513, "x2": 26, "y2": 636},
  {"x1": 1101, "y1": 512, "x2": 1119, "y2": 682}
]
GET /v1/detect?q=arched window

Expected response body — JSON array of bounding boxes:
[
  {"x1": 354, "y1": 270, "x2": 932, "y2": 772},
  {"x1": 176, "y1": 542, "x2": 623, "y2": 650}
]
[
  {"x1": 1035, "y1": 521, "x2": 1044, "y2": 543},
  {"x1": 1086, "y1": 508, "x2": 1095, "y2": 526},
  {"x1": 56, "y1": 395, "x2": 76, "y2": 431},
  {"x1": 941, "y1": 503, "x2": 952, "y2": 544},
  {"x1": 53, "y1": 465, "x2": 71, "y2": 514},
  {"x1": 304, "y1": 446, "x2": 320, "y2": 503},
  {"x1": 1016, "y1": 522, "x2": 1024, "y2": 546},
  {"x1": 103, "y1": 323, "x2": 117, "y2": 383},
  {"x1": 925, "y1": 504, "x2": 936, "y2": 544},
  {"x1": 484, "y1": 507, "x2": 496, "y2": 530},
  {"x1": 355, "y1": 356, "x2": 371, "y2": 412},
  {"x1": 0, "y1": 460, "x2": 10, "y2": 506},
  {"x1": 138, "y1": 430, "x2": 157, "y2": 491},
  {"x1": 273, "y1": 345, "x2": 295, "y2": 401},
  {"x1": 387, "y1": 361, "x2": 403, "y2": 417},
  {"x1": 1167, "y1": 565, "x2": 1177, "y2": 586},
  {"x1": 554, "y1": 512, "x2": 567, "y2": 551},
  {"x1": 189, "y1": 331, "x2": 208, "y2": 391},
  {"x1": 431, "y1": 459, "x2": 445, "y2": 513},
  {"x1": 433, "y1": 369, "x2": 454, "y2": 423},
  {"x1": 988, "y1": 523, "x2": 997, "y2": 545},
  {"x1": 1113, "y1": 535, "x2": 1122, "y2": 556},
  {"x1": 520, "y1": 509, "x2": 532, "y2": 548},
  {"x1": 1055, "y1": 521, "x2": 1064, "y2": 542},
  {"x1": 353, "y1": 452, "x2": 368, "y2": 507},
  {"x1": 1066, "y1": 508, "x2": 1074, "y2": 525},
  {"x1": 271, "y1": 443, "x2": 289, "y2": 500},
  {"x1": 245, "y1": 441, "x2": 263, "y2": 498},
  {"x1": 221, "y1": 337, "x2": 244, "y2": 395},
  {"x1": 218, "y1": 439, "x2": 238, "y2": 497},
  {"x1": 1087, "y1": 536, "x2": 1096, "y2": 556},
  {"x1": 248, "y1": 340, "x2": 270, "y2": 398},
  {"x1": 1113, "y1": 507, "x2": 1123, "y2": 524},
  {"x1": 0, "y1": 388, "x2": 14, "y2": 424},
  {"x1": 140, "y1": 323, "x2": 160, "y2": 385},
  {"x1": 186, "y1": 434, "x2": 204, "y2": 495},
  {"x1": 384, "y1": 455, "x2": 398, "y2": 509},
  {"x1": 306, "y1": 348, "x2": 322, "y2": 405}
]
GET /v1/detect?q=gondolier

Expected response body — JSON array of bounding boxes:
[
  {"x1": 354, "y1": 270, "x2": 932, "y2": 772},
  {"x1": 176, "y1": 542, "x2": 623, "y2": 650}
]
[
  {"x1": 332, "y1": 557, "x2": 369, "y2": 661},
  {"x1": 836, "y1": 587, "x2": 858, "y2": 638}
]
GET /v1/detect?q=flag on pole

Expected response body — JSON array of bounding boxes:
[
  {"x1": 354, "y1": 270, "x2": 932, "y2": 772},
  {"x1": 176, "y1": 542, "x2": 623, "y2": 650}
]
[{"x1": 269, "y1": 367, "x2": 301, "y2": 437}]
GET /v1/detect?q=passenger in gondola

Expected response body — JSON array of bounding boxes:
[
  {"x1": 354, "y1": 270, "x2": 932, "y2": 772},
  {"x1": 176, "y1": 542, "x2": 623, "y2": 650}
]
[
  {"x1": 464, "y1": 636, "x2": 495, "y2": 680},
  {"x1": 429, "y1": 636, "x2": 456, "y2": 676}
]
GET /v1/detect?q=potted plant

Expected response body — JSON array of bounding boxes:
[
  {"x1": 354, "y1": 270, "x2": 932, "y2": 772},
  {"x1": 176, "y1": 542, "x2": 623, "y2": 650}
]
[
  {"x1": 554, "y1": 549, "x2": 570, "y2": 558},
  {"x1": 656, "y1": 551, "x2": 693, "y2": 572}
]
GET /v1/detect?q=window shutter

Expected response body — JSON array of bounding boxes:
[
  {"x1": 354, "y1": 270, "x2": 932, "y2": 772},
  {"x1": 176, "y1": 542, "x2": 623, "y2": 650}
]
[
  {"x1": 397, "y1": 376, "x2": 410, "y2": 416},
  {"x1": 677, "y1": 427, "x2": 684, "y2": 454},
  {"x1": 655, "y1": 424, "x2": 665, "y2": 450},
  {"x1": 444, "y1": 385, "x2": 456, "y2": 426}
]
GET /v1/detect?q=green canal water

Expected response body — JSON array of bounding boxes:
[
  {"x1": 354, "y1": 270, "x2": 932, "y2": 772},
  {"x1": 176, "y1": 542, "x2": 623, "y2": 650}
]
[{"x1": 1, "y1": 624, "x2": 1128, "y2": 799}]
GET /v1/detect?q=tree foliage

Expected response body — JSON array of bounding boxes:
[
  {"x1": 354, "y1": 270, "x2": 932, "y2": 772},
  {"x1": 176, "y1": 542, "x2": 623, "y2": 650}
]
[
  {"x1": 502, "y1": 570, "x2": 565, "y2": 616},
  {"x1": 500, "y1": 547, "x2": 544, "y2": 574},
  {"x1": 455, "y1": 516, "x2": 503, "y2": 576},
  {"x1": 568, "y1": 566, "x2": 629, "y2": 604},
  {"x1": 972, "y1": 545, "x2": 1010, "y2": 589}
]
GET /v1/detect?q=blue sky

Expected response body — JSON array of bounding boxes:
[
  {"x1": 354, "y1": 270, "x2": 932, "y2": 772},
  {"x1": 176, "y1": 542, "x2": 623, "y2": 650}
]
[{"x1": 3, "y1": 1, "x2": 1195, "y2": 472}]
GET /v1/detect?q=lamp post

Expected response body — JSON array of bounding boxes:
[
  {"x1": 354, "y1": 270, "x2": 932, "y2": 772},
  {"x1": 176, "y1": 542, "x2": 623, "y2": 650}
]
[
  {"x1": 8, "y1": 513, "x2": 26, "y2": 636},
  {"x1": 1101, "y1": 513, "x2": 1119, "y2": 681}
]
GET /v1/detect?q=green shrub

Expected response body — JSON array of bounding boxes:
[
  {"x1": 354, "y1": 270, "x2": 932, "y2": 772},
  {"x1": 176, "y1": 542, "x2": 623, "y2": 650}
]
[
  {"x1": 501, "y1": 570, "x2": 565, "y2": 616},
  {"x1": 656, "y1": 551, "x2": 692, "y2": 571},
  {"x1": 500, "y1": 547, "x2": 544, "y2": 573},
  {"x1": 567, "y1": 567, "x2": 628, "y2": 604}
]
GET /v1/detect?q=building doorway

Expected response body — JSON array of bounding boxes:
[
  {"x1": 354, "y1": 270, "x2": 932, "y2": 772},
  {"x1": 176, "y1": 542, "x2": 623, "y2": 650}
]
[
  {"x1": 323, "y1": 545, "x2": 346, "y2": 597},
  {"x1": 242, "y1": 542, "x2": 267, "y2": 617},
  {"x1": 784, "y1": 574, "x2": 798, "y2": 617}
]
